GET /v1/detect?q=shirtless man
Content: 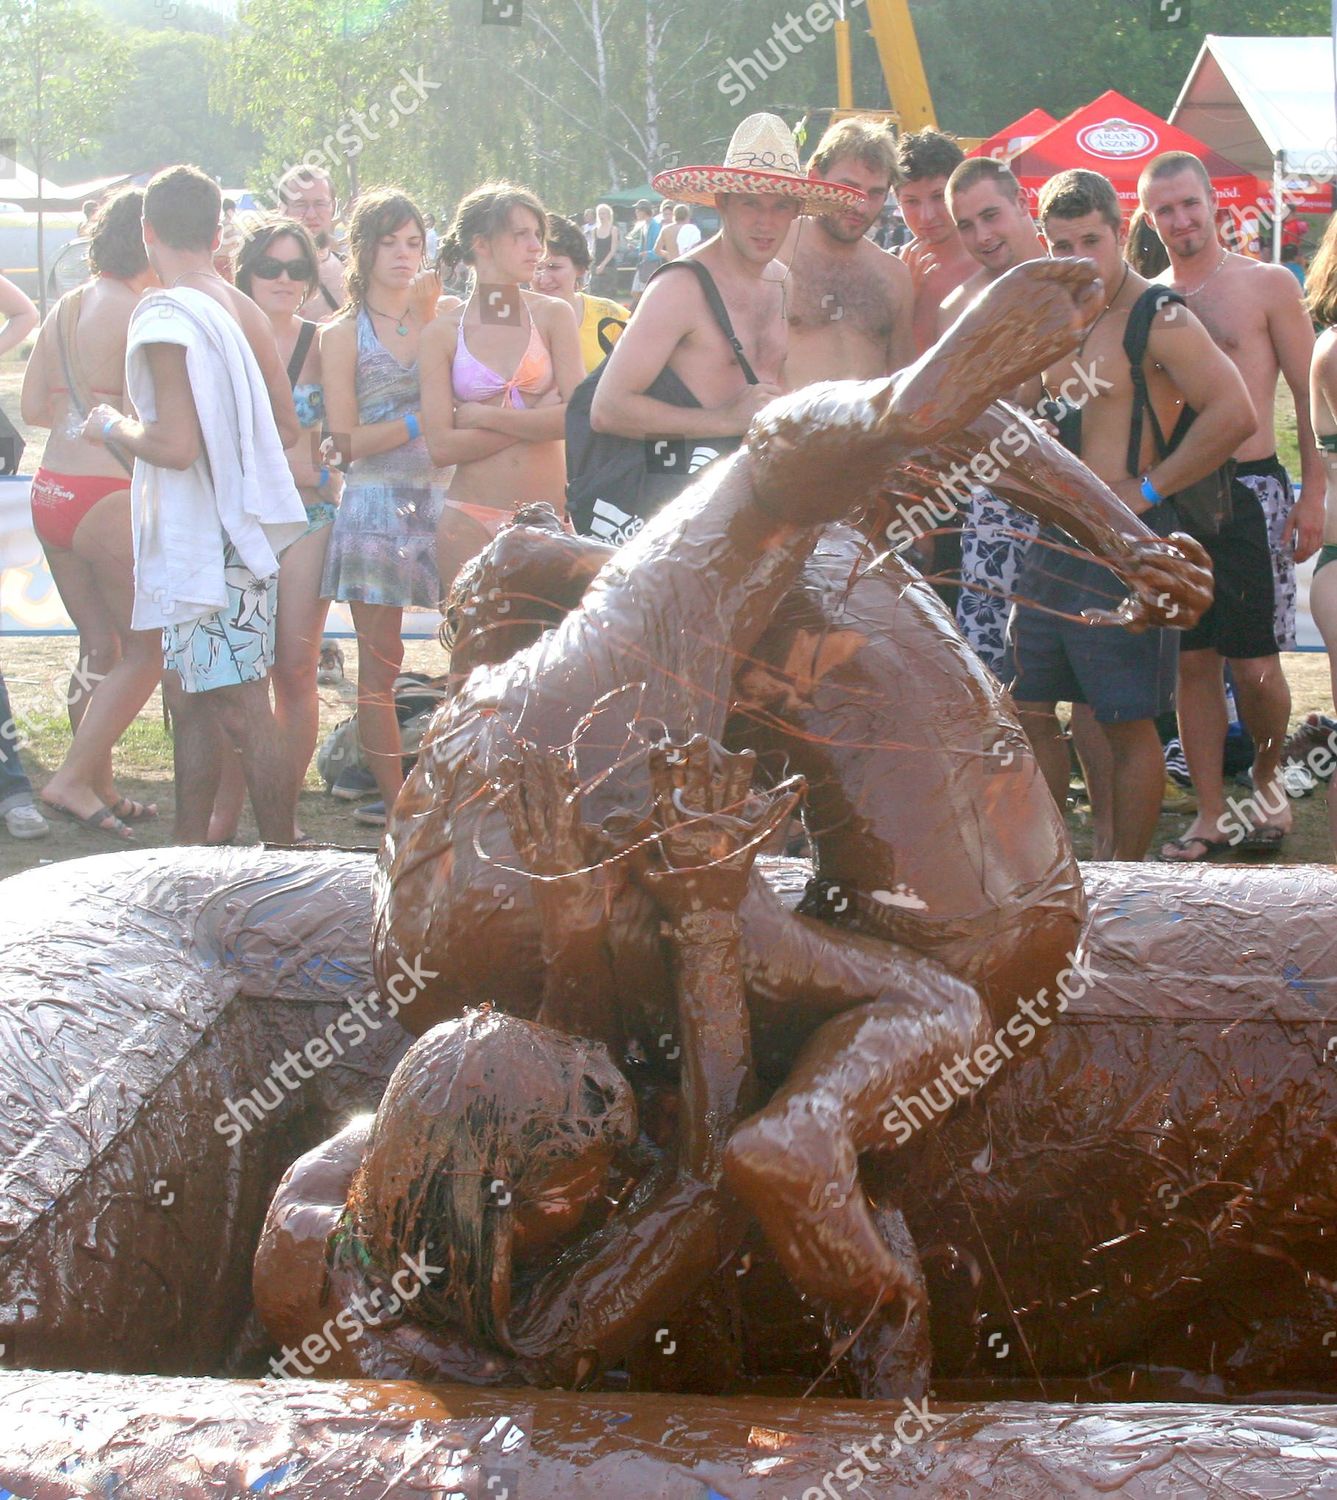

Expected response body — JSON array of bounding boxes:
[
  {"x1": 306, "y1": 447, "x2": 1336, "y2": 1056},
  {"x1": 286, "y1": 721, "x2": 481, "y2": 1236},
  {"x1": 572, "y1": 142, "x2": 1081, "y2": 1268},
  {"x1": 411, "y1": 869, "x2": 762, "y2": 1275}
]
[
  {"x1": 937, "y1": 157, "x2": 1048, "y2": 676},
  {"x1": 780, "y1": 117, "x2": 913, "y2": 388},
  {"x1": 895, "y1": 130, "x2": 978, "y2": 609},
  {"x1": 895, "y1": 129, "x2": 976, "y2": 357},
  {"x1": 82, "y1": 165, "x2": 303, "y2": 845},
  {"x1": 1140, "y1": 151, "x2": 1320, "y2": 858},
  {"x1": 591, "y1": 115, "x2": 864, "y2": 467},
  {"x1": 1007, "y1": 169, "x2": 1254, "y2": 861},
  {"x1": 278, "y1": 166, "x2": 347, "y2": 322}
]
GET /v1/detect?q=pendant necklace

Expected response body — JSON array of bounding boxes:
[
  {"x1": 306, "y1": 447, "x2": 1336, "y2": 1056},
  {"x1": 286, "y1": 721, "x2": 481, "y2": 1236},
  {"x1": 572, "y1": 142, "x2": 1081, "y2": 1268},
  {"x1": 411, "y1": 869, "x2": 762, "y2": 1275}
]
[
  {"x1": 367, "y1": 303, "x2": 412, "y2": 336},
  {"x1": 1078, "y1": 263, "x2": 1130, "y2": 356}
]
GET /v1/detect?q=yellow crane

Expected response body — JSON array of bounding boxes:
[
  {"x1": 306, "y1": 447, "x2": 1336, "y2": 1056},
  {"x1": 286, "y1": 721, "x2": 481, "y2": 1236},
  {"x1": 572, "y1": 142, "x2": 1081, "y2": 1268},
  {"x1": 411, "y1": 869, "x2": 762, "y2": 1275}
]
[{"x1": 829, "y1": 0, "x2": 936, "y2": 130}]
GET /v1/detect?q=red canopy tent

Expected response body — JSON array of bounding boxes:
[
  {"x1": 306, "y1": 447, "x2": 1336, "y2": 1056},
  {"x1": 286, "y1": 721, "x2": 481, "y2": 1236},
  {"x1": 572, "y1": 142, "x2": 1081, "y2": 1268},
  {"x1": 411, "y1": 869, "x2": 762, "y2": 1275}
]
[
  {"x1": 969, "y1": 107, "x2": 1059, "y2": 164},
  {"x1": 1009, "y1": 90, "x2": 1259, "y2": 218}
]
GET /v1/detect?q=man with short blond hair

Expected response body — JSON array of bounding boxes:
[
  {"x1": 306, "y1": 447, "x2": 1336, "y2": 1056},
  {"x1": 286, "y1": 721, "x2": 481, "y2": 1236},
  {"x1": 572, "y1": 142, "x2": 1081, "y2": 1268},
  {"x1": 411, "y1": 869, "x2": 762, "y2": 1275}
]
[
  {"x1": 779, "y1": 115, "x2": 913, "y2": 389},
  {"x1": 1140, "y1": 149, "x2": 1320, "y2": 857}
]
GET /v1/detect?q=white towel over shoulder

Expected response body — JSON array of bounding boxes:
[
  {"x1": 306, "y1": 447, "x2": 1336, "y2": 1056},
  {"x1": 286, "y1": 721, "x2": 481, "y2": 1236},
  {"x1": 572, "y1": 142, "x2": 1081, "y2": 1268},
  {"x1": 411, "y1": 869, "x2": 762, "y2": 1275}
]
[{"x1": 126, "y1": 287, "x2": 306, "y2": 630}]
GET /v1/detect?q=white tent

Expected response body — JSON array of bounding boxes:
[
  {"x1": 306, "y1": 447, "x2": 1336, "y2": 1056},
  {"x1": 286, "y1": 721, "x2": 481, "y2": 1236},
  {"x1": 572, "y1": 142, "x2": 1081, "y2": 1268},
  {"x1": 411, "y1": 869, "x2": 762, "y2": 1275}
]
[
  {"x1": 0, "y1": 153, "x2": 70, "y2": 211},
  {"x1": 1170, "y1": 35, "x2": 1336, "y2": 260},
  {"x1": 1170, "y1": 34, "x2": 1337, "y2": 179}
]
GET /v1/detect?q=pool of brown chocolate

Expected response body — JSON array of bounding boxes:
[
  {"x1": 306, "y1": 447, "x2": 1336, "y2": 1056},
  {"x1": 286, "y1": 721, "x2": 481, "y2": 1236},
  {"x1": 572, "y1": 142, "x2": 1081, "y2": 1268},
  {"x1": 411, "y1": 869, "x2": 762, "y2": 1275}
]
[{"x1": 2, "y1": 847, "x2": 1336, "y2": 1496}]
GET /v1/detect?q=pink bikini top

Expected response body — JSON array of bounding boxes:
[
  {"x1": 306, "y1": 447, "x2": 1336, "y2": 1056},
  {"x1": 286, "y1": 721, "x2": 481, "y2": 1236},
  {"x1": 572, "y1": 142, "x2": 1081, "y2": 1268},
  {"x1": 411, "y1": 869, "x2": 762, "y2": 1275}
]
[{"x1": 452, "y1": 316, "x2": 554, "y2": 408}]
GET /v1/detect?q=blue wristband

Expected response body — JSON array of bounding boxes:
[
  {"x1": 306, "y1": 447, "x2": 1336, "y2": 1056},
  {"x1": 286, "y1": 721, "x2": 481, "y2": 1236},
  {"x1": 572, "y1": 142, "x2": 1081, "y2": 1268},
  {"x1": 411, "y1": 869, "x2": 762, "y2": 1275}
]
[
  {"x1": 1140, "y1": 474, "x2": 1165, "y2": 506},
  {"x1": 101, "y1": 415, "x2": 118, "y2": 441},
  {"x1": 318, "y1": 465, "x2": 330, "y2": 489},
  {"x1": 404, "y1": 411, "x2": 421, "y2": 441}
]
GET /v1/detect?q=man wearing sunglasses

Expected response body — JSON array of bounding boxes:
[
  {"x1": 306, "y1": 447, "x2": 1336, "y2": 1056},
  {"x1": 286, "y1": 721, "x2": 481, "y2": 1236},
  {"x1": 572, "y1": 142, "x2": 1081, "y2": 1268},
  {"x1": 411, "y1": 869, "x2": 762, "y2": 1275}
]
[{"x1": 278, "y1": 166, "x2": 347, "y2": 322}]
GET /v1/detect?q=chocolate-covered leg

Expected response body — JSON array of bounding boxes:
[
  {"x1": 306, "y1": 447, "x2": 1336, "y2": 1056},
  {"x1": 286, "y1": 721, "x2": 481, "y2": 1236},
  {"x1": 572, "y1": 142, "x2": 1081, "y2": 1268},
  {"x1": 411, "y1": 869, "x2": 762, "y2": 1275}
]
[{"x1": 724, "y1": 977, "x2": 985, "y2": 1325}]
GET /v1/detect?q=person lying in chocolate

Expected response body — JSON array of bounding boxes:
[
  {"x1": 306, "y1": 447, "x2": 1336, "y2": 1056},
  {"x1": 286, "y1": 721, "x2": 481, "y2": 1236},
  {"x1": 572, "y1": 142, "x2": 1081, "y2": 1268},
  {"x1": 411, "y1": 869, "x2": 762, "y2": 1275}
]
[{"x1": 255, "y1": 739, "x2": 799, "y2": 1389}]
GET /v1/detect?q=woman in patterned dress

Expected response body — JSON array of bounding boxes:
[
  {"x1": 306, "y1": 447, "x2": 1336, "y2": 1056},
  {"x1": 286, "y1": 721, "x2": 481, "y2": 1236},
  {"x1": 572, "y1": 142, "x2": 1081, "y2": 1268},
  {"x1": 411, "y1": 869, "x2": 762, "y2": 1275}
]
[{"x1": 319, "y1": 190, "x2": 446, "y2": 826}]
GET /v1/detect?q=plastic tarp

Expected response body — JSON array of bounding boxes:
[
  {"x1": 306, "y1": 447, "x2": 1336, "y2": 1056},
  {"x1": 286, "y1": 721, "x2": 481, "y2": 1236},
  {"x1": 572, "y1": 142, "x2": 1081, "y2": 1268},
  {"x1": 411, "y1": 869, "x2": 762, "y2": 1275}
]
[{"x1": 1010, "y1": 89, "x2": 1259, "y2": 217}]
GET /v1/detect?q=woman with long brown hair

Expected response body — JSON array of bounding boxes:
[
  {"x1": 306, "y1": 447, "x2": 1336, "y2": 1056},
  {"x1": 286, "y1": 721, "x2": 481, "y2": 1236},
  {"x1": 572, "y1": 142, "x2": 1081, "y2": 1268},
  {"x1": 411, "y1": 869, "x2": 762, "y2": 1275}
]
[
  {"x1": 1304, "y1": 213, "x2": 1337, "y2": 851},
  {"x1": 418, "y1": 182, "x2": 583, "y2": 595},
  {"x1": 319, "y1": 189, "x2": 445, "y2": 828},
  {"x1": 21, "y1": 189, "x2": 162, "y2": 838}
]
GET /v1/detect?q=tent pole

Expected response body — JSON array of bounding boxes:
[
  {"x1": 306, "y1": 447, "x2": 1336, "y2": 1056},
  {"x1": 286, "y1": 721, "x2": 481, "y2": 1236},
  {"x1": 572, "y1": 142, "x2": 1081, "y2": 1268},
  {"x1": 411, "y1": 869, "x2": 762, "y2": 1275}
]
[{"x1": 1272, "y1": 154, "x2": 1284, "y2": 264}]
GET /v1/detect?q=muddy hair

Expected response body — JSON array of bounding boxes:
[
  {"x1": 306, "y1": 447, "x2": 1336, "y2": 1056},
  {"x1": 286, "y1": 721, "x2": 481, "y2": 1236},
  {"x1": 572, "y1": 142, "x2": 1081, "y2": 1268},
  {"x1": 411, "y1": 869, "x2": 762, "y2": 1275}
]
[
  {"x1": 343, "y1": 189, "x2": 426, "y2": 313},
  {"x1": 87, "y1": 188, "x2": 147, "y2": 279},
  {"x1": 1309, "y1": 213, "x2": 1337, "y2": 328},
  {"x1": 895, "y1": 128, "x2": 965, "y2": 184},
  {"x1": 234, "y1": 213, "x2": 319, "y2": 301},
  {"x1": 439, "y1": 181, "x2": 546, "y2": 276},
  {"x1": 809, "y1": 117, "x2": 899, "y2": 186},
  {"x1": 342, "y1": 1010, "x2": 636, "y2": 1352}
]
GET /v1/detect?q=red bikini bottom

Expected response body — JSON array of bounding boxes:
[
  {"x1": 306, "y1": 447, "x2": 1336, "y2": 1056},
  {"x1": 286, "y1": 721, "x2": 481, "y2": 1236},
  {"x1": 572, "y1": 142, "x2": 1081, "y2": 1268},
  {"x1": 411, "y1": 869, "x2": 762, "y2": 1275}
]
[{"x1": 30, "y1": 468, "x2": 129, "y2": 551}]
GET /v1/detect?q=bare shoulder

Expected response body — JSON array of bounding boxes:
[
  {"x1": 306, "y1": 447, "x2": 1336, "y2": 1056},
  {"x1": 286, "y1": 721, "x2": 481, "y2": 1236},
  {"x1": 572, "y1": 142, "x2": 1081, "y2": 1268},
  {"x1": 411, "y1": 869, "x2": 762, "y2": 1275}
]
[
  {"x1": 865, "y1": 239, "x2": 911, "y2": 288},
  {"x1": 1313, "y1": 325, "x2": 1337, "y2": 376},
  {"x1": 319, "y1": 309, "x2": 358, "y2": 352},
  {"x1": 1227, "y1": 254, "x2": 1297, "y2": 303},
  {"x1": 526, "y1": 288, "x2": 578, "y2": 332}
]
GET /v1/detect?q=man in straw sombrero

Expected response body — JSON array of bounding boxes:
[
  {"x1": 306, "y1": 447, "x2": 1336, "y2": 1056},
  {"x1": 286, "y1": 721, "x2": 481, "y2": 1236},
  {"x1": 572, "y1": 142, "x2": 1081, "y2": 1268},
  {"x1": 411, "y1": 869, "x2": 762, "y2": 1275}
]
[{"x1": 590, "y1": 114, "x2": 866, "y2": 475}]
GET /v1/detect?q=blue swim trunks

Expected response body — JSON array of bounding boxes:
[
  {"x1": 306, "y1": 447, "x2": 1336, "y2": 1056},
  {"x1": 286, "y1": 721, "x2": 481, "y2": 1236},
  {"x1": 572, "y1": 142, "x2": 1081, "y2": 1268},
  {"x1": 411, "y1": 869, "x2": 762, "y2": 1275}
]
[{"x1": 162, "y1": 542, "x2": 277, "y2": 694}]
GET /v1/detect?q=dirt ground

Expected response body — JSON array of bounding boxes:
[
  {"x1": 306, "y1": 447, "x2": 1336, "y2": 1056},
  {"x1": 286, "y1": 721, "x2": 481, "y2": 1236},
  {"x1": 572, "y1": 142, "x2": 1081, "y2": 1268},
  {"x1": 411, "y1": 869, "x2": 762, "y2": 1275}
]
[{"x1": 0, "y1": 632, "x2": 1331, "y2": 881}]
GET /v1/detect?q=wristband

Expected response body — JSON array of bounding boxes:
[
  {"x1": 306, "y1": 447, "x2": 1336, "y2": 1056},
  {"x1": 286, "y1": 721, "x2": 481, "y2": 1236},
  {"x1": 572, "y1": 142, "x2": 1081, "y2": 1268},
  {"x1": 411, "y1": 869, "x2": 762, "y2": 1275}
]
[
  {"x1": 403, "y1": 411, "x2": 421, "y2": 441},
  {"x1": 318, "y1": 466, "x2": 330, "y2": 489},
  {"x1": 101, "y1": 415, "x2": 119, "y2": 441},
  {"x1": 1140, "y1": 474, "x2": 1165, "y2": 506}
]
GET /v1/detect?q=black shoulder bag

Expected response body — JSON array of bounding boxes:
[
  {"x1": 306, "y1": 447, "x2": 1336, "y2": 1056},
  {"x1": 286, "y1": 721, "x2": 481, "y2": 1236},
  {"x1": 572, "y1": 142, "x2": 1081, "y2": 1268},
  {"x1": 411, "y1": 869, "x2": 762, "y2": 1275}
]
[
  {"x1": 1124, "y1": 286, "x2": 1233, "y2": 539},
  {"x1": 565, "y1": 260, "x2": 758, "y2": 546}
]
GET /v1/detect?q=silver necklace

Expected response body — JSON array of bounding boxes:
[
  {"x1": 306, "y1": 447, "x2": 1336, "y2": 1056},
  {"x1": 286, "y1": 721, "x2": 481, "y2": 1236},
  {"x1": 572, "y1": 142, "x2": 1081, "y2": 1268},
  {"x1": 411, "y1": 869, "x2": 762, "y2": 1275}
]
[{"x1": 1183, "y1": 249, "x2": 1229, "y2": 297}]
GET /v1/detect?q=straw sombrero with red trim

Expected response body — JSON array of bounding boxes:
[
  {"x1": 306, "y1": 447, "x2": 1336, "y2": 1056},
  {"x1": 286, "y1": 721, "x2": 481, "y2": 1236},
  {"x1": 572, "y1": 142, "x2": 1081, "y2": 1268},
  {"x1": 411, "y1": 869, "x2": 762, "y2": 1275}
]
[{"x1": 652, "y1": 113, "x2": 866, "y2": 216}]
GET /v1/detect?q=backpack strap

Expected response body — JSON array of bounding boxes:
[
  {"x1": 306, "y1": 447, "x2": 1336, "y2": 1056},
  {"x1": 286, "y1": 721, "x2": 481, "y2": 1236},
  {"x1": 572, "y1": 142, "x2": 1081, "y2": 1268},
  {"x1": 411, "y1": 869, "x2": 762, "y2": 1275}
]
[
  {"x1": 646, "y1": 260, "x2": 759, "y2": 385},
  {"x1": 596, "y1": 314, "x2": 625, "y2": 359},
  {"x1": 287, "y1": 319, "x2": 318, "y2": 388},
  {"x1": 1123, "y1": 286, "x2": 1184, "y2": 477}
]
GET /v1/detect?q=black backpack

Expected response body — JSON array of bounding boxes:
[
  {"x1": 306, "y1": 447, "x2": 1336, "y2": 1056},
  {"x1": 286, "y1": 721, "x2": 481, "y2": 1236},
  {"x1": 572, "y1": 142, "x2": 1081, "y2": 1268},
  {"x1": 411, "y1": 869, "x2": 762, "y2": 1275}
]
[
  {"x1": 565, "y1": 260, "x2": 758, "y2": 547},
  {"x1": 1124, "y1": 286, "x2": 1233, "y2": 539}
]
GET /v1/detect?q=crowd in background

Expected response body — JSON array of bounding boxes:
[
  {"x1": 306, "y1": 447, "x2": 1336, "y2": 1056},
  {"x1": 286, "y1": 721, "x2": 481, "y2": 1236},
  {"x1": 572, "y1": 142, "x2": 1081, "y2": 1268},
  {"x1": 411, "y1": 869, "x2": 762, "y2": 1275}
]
[{"x1": 0, "y1": 114, "x2": 1331, "y2": 870}]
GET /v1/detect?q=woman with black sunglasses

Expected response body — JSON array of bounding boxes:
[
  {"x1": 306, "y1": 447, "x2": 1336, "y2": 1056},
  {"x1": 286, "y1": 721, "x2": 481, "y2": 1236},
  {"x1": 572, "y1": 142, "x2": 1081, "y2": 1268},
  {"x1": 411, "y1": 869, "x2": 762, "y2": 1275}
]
[{"x1": 204, "y1": 215, "x2": 341, "y2": 843}]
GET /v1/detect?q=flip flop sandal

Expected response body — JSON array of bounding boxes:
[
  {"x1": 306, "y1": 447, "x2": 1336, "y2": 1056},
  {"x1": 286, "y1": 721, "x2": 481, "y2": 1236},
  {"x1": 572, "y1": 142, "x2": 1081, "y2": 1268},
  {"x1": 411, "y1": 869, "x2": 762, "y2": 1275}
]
[
  {"x1": 42, "y1": 800, "x2": 135, "y2": 842},
  {"x1": 1159, "y1": 834, "x2": 1232, "y2": 863},
  {"x1": 109, "y1": 797, "x2": 158, "y2": 823},
  {"x1": 1240, "y1": 826, "x2": 1285, "y2": 853}
]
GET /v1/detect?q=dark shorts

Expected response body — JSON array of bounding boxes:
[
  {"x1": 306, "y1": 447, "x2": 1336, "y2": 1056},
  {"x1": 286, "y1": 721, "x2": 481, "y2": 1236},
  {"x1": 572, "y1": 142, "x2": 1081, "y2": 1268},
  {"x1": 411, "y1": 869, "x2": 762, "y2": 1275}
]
[
  {"x1": 1004, "y1": 530, "x2": 1177, "y2": 723},
  {"x1": 1006, "y1": 607, "x2": 1178, "y2": 724},
  {"x1": 1179, "y1": 483, "x2": 1278, "y2": 659}
]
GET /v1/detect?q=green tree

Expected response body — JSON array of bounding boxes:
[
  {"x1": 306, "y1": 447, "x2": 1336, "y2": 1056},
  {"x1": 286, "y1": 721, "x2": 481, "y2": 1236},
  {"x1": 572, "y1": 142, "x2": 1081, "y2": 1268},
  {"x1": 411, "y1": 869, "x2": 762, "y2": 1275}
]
[
  {"x1": 62, "y1": 31, "x2": 261, "y2": 184},
  {"x1": 0, "y1": 0, "x2": 128, "y2": 308},
  {"x1": 222, "y1": 0, "x2": 444, "y2": 206}
]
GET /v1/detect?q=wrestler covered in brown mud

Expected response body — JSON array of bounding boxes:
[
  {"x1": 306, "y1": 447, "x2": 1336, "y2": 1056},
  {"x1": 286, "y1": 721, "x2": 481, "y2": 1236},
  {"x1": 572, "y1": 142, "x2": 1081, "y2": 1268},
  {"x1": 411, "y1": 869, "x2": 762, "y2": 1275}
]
[
  {"x1": 338, "y1": 250, "x2": 1205, "y2": 1372},
  {"x1": 256, "y1": 741, "x2": 799, "y2": 1388}
]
